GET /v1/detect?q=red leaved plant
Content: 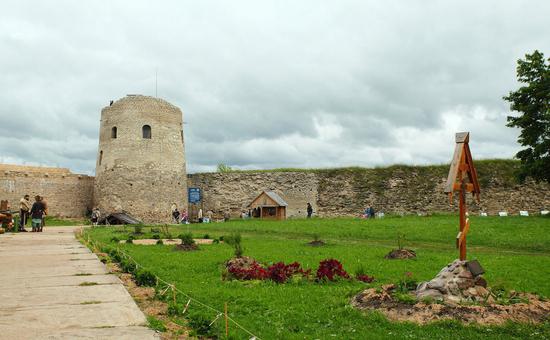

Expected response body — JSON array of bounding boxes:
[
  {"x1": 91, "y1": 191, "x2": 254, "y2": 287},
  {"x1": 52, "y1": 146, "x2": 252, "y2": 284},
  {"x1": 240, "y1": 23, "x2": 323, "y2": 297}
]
[
  {"x1": 316, "y1": 259, "x2": 350, "y2": 281},
  {"x1": 227, "y1": 260, "x2": 268, "y2": 280},
  {"x1": 356, "y1": 274, "x2": 375, "y2": 283},
  {"x1": 267, "y1": 262, "x2": 311, "y2": 283}
]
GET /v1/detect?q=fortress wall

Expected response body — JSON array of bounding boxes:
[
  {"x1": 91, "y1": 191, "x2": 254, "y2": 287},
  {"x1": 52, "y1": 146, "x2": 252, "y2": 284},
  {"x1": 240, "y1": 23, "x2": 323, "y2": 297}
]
[
  {"x1": 187, "y1": 172, "x2": 319, "y2": 219},
  {"x1": 0, "y1": 164, "x2": 94, "y2": 218},
  {"x1": 1, "y1": 160, "x2": 547, "y2": 221},
  {"x1": 188, "y1": 161, "x2": 550, "y2": 218}
]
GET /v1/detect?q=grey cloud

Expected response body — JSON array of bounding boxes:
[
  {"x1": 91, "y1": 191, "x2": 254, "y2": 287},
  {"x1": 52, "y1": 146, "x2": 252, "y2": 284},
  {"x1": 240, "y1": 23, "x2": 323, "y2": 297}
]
[{"x1": 0, "y1": 0, "x2": 549, "y2": 174}]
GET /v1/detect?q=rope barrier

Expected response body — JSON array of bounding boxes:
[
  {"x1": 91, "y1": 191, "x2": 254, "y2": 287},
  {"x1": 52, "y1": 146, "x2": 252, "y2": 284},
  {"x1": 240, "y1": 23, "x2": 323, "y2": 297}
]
[{"x1": 78, "y1": 229, "x2": 261, "y2": 340}]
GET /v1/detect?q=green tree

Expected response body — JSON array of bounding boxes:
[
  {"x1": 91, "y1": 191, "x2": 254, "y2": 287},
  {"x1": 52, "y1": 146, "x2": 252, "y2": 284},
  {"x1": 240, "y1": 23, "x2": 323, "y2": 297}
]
[
  {"x1": 217, "y1": 163, "x2": 233, "y2": 172},
  {"x1": 504, "y1": 50, "x2": 550, "y2": 182}
]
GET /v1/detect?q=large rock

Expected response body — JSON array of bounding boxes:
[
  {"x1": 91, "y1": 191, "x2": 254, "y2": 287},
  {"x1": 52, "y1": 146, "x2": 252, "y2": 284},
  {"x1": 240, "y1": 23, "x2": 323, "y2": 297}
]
[{"x1": 416, "y1": 259, "x2": 488, "y2": 302}]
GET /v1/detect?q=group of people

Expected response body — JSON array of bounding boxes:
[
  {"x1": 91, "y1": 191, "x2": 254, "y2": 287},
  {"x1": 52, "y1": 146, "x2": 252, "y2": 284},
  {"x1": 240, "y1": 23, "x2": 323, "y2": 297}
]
[
  {"x1": 363, "y1": 205, "x2": 376, "y2": 218},
  {"x1": 19, "y1": 194, "x2": 48, "y2": 232},
  {"x1": 171, "y1": 203, "x2": 189, "y2": 224}
]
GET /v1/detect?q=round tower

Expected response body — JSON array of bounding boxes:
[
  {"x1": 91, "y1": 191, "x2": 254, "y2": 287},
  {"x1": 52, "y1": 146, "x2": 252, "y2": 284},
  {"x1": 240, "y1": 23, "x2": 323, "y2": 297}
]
[{"x1": 93, "y1": 95, "x2": 187, "y2": 223}]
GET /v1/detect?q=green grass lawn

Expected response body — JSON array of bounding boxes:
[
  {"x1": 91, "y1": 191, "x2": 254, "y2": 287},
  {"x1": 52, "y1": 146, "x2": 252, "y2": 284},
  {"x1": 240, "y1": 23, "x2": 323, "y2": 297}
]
[{"x1": 85, "y1": 215, "x2": 550, "y2": 339}]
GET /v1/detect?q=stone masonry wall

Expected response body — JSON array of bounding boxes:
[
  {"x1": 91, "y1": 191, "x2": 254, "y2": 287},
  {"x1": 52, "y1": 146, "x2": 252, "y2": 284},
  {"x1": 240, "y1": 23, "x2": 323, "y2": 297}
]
[
  {"x1": 0, "y1": 164, "x2": 94, "y2": 218},
  {"x1": 188, "y1": 161, "x2": 550, "y2": 218},
  {"x1": 315, "y1": 162, "x2": 550, "y2": 217},
  {"x1": 187, "y1": 172, "x2": 319, "y2": 219},
  {"x1": 93, "y1": 95, "x2": 187, "y2": 223},
  {"x1": 1, "y1": 160, "x2": 547, "y2": 221}
]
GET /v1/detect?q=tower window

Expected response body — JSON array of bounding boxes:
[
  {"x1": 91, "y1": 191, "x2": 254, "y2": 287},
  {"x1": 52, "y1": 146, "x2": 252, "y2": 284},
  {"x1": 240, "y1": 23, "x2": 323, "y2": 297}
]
[
  {"x1": 142, "y1": 125, "x2": 152, "y2": 139},
  {"x1": 111, "y1": 126, "x2": 117, "y2": 138},
  {"x1": 99, "y1": 150, "x2": 103, "y2": 165}
]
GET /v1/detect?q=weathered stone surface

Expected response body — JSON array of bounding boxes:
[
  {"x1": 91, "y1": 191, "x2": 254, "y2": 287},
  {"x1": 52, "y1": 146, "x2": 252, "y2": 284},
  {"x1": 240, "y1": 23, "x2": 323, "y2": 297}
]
[
  {"x1": 187, "y1": 171, "x2": 319, "y2": 219},
  {"x1": 93, "y1": 95, "x2": 187, "y2": 223},
  {"x1": 185, "y1": 162, "x2": 550, "y2": 219},
  {"x1": 0, "y1": 164, "x2": 93, "y2": 218},
  {"x1": 416, "y1": 259, "x2": 489, "y2": 302}
]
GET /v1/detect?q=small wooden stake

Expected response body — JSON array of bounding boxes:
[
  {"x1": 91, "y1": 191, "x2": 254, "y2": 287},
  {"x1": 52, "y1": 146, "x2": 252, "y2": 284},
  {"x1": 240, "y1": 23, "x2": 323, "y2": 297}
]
[
  {"x1": 171, "y1": 285, "x2": 177, "y2": 305},
  {"x1": 224, "y1": 302, "x2": 229, "y2": 337}
]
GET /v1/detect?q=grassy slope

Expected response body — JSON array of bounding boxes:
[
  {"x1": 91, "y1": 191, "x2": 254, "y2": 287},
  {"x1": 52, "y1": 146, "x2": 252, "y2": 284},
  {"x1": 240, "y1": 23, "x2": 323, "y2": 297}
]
[
  {"x1": 202, "y1": 159, "x2": 521, "y2": 186},
  {"x1": 86, "y1": 215, "x2": 550, "y2": 339}
]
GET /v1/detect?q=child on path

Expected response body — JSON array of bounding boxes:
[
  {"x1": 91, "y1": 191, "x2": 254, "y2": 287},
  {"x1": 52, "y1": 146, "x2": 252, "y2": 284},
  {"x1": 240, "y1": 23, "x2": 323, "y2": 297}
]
[{"x1": 30, "y1": 196, "x2": 45, "y2": 232}]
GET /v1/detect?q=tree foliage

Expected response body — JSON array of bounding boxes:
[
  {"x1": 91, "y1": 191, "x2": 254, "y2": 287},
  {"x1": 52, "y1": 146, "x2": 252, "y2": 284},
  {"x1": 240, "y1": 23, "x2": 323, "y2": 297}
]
[{"x1": 504, "y1": 50, "x2": 550, "y2": 182}]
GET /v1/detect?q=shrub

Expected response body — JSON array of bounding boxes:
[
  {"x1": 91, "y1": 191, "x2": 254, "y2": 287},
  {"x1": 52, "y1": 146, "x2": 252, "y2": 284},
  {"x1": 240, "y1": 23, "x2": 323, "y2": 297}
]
[
  {"x1": 167, "y1": 302, "x2": 184, "y2": 316},
  {"x1": 178, "y1": 233, "x2": 195, "y2": 246},
  {"x1": 224, "y1": 233, "x2": 243, "y2": 257},
  {"x1": 126, "y1": 236, "x2": 134, "y2": 244},
  {"x1": 203, "y1": 234, "x2": 210, "y2": 239},
  {"x1": 152, "y1": 234, "x2": 160, "y2": 240},
  {"x1": 354, "y1": 265, "x2": 375, "y2": 283},
  {"x1": 120, "y1": 259, "x2": 137, "y2": 274},
  {"x1": 267, "y1": 262, "x2": 310, "y2": 283},
  {"x1": 133, "y1": 224, "x2": 144, "y2": 235},
  {"x1": 397, "y1": 232, "x2": 405, "y2": 250},
  {"x1": 160, "y1": 224, "x2": 172, "y2": 239},
  {"x1": 135, "y1": 269, "x2": 157, "y2": 287},
  {"x1": 213, "y1": 238, "x2": 220, "y2": 244},
  {"x1": 396, "y1": 272, "x2": 417, "y2": 293},
  {"x1": 394, "y1": 292, "x2": 416, "y2": 305},
  {"x1": 316, "y1": 259, "x2": 350, "y2": 281},
  {"x1": 187, "y1": 310, "x2": 215, "y2": 337},
  {"x1": 110, "y1": 236, "x2": 120, "y2": 243},
  {"x1": 109, "y1": 250, "x2": 122, "y2": 263},
  {"x1": 156, "y1": 239, "x2": 164, "y2": 245}
]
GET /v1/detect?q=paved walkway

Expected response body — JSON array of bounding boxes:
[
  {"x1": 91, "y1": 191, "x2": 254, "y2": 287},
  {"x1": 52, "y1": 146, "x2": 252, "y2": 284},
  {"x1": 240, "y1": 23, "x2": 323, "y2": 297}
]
[{"x1": 0, "y1": 226, "x2": 158, "y2": 339}]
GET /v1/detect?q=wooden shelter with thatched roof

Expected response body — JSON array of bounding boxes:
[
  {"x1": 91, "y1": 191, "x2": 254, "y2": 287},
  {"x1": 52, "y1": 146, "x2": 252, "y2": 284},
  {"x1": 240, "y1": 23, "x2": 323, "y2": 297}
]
[{"x1": 248, "y1": 191, "x2": 287, "y2": 220}]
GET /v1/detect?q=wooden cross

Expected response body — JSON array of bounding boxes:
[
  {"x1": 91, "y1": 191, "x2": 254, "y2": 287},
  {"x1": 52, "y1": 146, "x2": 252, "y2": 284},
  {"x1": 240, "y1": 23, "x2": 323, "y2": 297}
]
[{"x1": 444, "y1": 132, "x2": 481, "y2": 261}]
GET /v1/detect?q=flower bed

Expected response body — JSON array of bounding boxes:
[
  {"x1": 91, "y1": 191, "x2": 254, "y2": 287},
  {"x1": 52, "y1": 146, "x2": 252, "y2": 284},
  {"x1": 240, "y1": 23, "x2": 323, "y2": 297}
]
[{"x1": 226, "y1": 258, "x2": 372, "y2": 284}]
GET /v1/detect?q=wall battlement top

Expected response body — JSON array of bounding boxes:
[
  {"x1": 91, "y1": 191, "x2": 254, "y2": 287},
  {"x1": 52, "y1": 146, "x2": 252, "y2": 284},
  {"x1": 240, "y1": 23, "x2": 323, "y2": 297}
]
[
  {"x1": 0, "y1": 163, "x2": 92, "y2": 178},
  {"x1": 102, "y1": 94, "x2": 181, "y2": 112}
]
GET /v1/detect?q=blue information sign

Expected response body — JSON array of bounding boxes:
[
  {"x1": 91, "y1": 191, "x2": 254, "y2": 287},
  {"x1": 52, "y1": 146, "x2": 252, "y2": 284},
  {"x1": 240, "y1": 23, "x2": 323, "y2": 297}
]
[{"x1": 188, "y1": 188, "x2": 201, "y2": 203}]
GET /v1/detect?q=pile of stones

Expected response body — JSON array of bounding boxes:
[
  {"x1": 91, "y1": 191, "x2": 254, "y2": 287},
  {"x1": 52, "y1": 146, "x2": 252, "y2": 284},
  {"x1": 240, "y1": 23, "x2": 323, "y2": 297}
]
[{"x1": 416, "y1": 259, "x2": 489, "y2": 303}]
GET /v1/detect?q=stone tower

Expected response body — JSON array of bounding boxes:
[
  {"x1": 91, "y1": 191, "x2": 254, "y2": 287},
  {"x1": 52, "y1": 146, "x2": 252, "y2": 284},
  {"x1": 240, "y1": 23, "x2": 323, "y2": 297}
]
[{"x1": 93, "y1": 95, "x2": 187, "y2": 223}]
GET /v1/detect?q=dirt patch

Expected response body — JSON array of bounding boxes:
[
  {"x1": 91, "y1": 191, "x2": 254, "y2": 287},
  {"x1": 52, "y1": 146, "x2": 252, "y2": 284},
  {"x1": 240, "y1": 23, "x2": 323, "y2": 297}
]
[
  {"x1": 119, "y1": 273, "x2": 155, "y2": 302},
  {"x1": 384, "y1": 249, "x2": 416, "y2": 259},
  {"x1": 106, "y1": 262, "x2": 122, "y2": 274},
  {"x1": 352, "y1": 286, "x2": 550, "y2": 325},
  {"x1": 117, "y1": 269, "x2": 188, "y2": 339},
  {"x1": 174, "y1": 244, "x2": 199, "y2": 251},
  {"x1": 307, "y1": 240, "x2": 326, "y2": 247},
  {"x1": 226, "y1": 256, "x2": 258, "y2": 269}
]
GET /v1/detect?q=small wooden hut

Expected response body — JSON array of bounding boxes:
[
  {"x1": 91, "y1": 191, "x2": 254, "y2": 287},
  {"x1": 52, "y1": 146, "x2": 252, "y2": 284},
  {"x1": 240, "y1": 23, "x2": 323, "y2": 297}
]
[{"x1": 248, "y1": 191, "x2": 287, "y2": 220}]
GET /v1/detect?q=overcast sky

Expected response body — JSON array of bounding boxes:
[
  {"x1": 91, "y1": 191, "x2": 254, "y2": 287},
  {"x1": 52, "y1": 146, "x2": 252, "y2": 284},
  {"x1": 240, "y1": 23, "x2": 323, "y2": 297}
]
[{"x1": 1, "y1": 1, "x2": 549, "y2": 174}]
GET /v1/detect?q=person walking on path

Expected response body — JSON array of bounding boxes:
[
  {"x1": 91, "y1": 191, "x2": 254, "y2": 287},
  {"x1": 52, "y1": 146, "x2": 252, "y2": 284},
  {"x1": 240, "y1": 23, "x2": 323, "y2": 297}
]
[
  {"x1": 30, "y1": 196, "x2": 45, "y2": 232},
  {"x1": 307, "y1": 202, "x2": 313, "y2": 218},
  {"x1": 19, "y1": 194, "x2": 31, "y2": 232}
]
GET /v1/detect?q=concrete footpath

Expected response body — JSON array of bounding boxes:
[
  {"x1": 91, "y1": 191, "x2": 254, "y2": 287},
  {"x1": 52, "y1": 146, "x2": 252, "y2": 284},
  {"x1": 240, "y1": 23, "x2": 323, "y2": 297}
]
[{"x1": 0, "y1": 226, "x2": 159, "y2": 339}]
